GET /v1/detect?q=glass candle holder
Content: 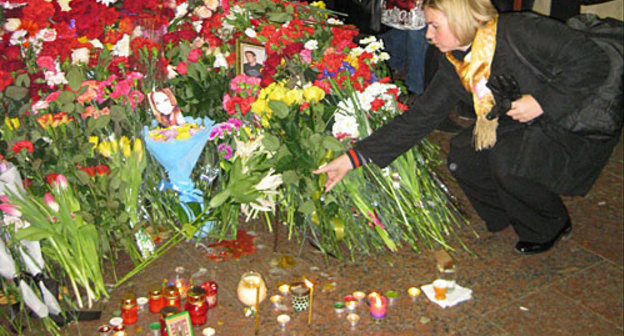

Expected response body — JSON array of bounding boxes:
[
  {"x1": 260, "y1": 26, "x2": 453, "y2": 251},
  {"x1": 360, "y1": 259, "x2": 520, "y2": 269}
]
[
  {"x1": 237, "y1": 271, "x2": 267, "y2": 307},
  {"x1": 163, "y1": 285, "x2": 181, "y2": 309},
  {"x1": 120, "y1": 293, "x2": 138, "y2": 325},
  {"x1": 333, "y1": 302, "x2": 346, "y2": 314},
  {"x1": 352, "y1": 291, "x2": 366, "y2": 302},
  {"x1": 200, "y1": 281, "x2": 218, "y2": 309},
  {"x1": 97, "y1": 325, "x2": 112, "y2": 336},
  {"x1": 159, "y1": 306, "x2": 179, "y2": 336},
  {"x1": 289, "y1": 282, "x2": 310, "y2": 312},
  {"x1": 270, "y1": 295, "x2": 283, "y2": 308},
  {"x1": 185, "y1": 286, "x2": 209, "y2": 326},
  {"x1": 276, "y1": 314, "x2": 291, "y2": 329},
  {"x1": 407, "y1": 287, "x2": 421, "y2": 300},
  {"x1": 278, "y1": 284, "x2": 290, "y2": 296},
  {"x1": 346, "y1": 313, "x2": 360, "y2": 327},
  {"x1": 172, "y1": 266, "x2": 190, "y2": 299},
  {"x1": 148, "y1": 285, "x2": 165, "y2": 314},
  {"x1": 385, "y1": 290, "x2": 398, "y2": 305}
]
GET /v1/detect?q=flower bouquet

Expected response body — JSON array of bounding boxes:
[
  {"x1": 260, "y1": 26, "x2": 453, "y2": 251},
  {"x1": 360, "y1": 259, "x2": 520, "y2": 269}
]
[{"x1": 143, "y1": 116, "x2": 215, "y2": 227}]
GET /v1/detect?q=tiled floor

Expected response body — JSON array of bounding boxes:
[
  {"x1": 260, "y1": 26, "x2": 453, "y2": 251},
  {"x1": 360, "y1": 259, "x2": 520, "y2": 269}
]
[{"x1": 67, "y1": 128, "x2": 623, "y2": 336}]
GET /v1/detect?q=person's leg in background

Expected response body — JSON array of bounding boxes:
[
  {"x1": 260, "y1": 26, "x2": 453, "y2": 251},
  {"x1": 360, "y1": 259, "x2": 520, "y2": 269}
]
[
  {"x1": 404, "y1": 27, "x2": 428, "y2": 95},
  {"x1": 550, "y1": 0, "x2": 582, "y2": 21},
  {"x1": 381, "y1": 28, "x2": 408, "y2": 82}
]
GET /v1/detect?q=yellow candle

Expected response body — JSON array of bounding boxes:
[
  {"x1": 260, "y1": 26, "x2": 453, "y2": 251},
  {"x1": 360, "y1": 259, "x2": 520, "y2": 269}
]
[
  {"x1": 304, "y1": 279, "x2": 314, "y2": 327},
  {"x1": 254, "y1": 279, "x2": 260, "y2": 334}
]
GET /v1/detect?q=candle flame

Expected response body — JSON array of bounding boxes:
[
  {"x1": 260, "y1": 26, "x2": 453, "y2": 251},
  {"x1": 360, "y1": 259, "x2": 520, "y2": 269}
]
[
  {"x1": 374, "y1": 297, "x2": 382, "y2": 307},
  {"x1": 304, "y1": 279, "x2": 313, "y2": 288}
]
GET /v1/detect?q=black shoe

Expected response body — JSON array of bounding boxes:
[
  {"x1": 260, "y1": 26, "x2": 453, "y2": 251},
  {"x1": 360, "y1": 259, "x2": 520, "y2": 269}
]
[
  {"x1": 435, "y1": 117, "x2": 464, "y2": 134},
  {"x1": 514, "y1": 220, "x2": 572, "y2": 255}
]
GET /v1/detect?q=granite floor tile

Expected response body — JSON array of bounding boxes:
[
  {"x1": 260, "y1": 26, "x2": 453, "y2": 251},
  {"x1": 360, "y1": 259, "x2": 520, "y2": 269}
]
[
  {"x1": 487, "y1": 290, "x2": 622, "y2": 335},
  {"x1": 554, "y1": 262, "x2": 624, "y2": 328}
]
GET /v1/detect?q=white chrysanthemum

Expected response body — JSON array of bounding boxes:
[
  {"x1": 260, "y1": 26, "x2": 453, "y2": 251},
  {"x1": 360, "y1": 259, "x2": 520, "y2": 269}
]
[
  {"x1": 349, "y1": 47, "x2": 364, "y2": 57},
  {"x1": 244, "y1": 28, "x2": 257, "y2": 38},
  {"x1": 175, "y1": 2, "x2": 189, "y2": 18},
  {"x1": 359, "y1": 36, "x2": 377, "y2": 45},
  {"x1": 96, "y1": 0, "x2": 118, "y2": 6},
  {"x1": 364, "y1": 40, "x2": 384, "y2": 53},
  {"x1": 90, "y1": 38, "x2": 104, "y2": 49},
  {"x1": 213, "y1": 53, "x2": 228, "y2": 68},
  {"x1": 327, "y1": 18, "x2": 344, "y2": 25},
  {"x1": 111, "y1": 34, "x2": 130, "y2": 57},
  {"x1": 378, "y1": 52, "x2": 390, "y2": 61},
  {"x1": 304, "y1": 40, "x2": 318, "y2": 50},
  {"x1": 332, "y1": 114, "x2": 360, "y2": 139},
  {"x1": 9, "y1": 29, "x2": 27, "y2": 45}
]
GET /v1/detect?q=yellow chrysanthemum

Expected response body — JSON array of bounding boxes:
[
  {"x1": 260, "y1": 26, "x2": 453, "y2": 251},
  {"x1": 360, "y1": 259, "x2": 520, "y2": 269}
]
[{"x1": 284, "y1": 89, "x2": 304, "y2": 106}]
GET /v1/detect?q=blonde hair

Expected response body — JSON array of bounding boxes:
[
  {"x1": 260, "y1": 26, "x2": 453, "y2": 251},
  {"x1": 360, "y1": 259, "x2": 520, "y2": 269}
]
[{"x1": 424, "y1": 0, "x2": 498, "y2": 45}]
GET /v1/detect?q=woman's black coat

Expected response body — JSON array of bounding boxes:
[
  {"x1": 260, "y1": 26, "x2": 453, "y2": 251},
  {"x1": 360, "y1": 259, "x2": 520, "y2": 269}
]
[{"x1": 355, "y1": 12, "x2": 619, "y2": 196}]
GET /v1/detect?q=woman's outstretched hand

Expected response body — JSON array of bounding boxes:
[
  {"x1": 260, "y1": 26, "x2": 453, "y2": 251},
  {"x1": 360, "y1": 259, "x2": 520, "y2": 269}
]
[{"x1": 313, "y1": 154, "x2": 353, "y2": 192}]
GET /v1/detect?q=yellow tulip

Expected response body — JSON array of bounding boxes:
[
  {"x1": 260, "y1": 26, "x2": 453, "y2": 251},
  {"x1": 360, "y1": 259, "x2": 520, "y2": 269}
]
[
  {"x1": 268, "y1": 85, "x2": 287, "y2": 102},
  {"x1": 5, "y1": 117, "x2": 20, "y2": 130},
  {"x1": 88, "y1": 136, "x2": 99, "y2": 149},
  {"x1": 251, "y1": 99, "x2": 269, "y2": 115},
  {"x1": 98, "y1": 142, "x2": 113, "y2": 158},
  {"x1": 310, "y1": 1, "x2": 326, "y2": 9},
  {"x1": 304, "y1": 86, "x2": 325, "y2": 103},
  {"x1": 119, "y1": 136, "x2": 131, "y2": 157}
]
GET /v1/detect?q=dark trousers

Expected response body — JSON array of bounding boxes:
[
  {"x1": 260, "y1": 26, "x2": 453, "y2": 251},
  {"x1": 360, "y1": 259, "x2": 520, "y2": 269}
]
[{"x1": 447, "y1": 123, "x2": 570, "y2": 243}]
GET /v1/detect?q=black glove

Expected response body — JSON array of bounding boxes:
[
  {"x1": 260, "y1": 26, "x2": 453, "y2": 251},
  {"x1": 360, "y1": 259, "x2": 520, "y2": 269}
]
[{"x1": 485, "y1": 75, "x2": 522, "y2": 120}]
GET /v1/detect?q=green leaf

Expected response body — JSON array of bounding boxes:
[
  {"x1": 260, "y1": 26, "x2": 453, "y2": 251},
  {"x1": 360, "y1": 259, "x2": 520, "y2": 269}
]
[
  {"x1": 262, "y1": 134, "x2": 280, "y2": 151},
  {"x1": 75, "y1": 170, "x2": 91, "y2": 185},
  {"x1": 15, "y1": 73, "x2": 30, "y2": 87},
  {"x1": 61, "y1": 103, "x2": 75, "y2": 113},
  {"x1": 209, "y1": 190, "x2": 230, "y2": 208},
  {"x1": 282, "y1": 170, "x2": 299, "y2": 185},
  {"x1": 4, "y1": 86, "x2": 28, "y2": 100},
  {"x1": 57, "y1": 91, "x2": 76, "y2": 105},
  {"x1": 72, "y1": 154, "x2": 86, "y2": 163},
  {"x1": 93, "y1": 114, "x2": 111, "y2": 130},
  {"x1": 268, "y1": 11, "x2": 291, "y2": 22},
  {"x1": 67, "y1": 68, "x2": 85, "y2": 91},
  {"x1": 268, "y1": 100, "x2": 289, "y2": 119},
  {"x1": 13, "y1": 227, "x2": 54, "y2": 242},
  {"x1": 244, "y1": 1, "x2": 264, "y2": 11},
  {"x1": 298, "y1": 199, "x2": 316, "y2": 215},
  {"x1": 110, "y1": 105, "x2": 126, "y2": 122},
  {"x1": 322, "y1": 136, "x2": 344, "y2": 151}
]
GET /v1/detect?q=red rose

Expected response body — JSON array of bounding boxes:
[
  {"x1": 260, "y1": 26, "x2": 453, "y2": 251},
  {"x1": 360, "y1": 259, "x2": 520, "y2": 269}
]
[
  {"x1": 0, "y1": 71, "x2": 12, "y2": 91},
  {"x1": 175, "y1": 62, "x2": 188, "y2": 75},
  {"x1": 12, "y1": 140, "x2": 34, "y2": 154},
  {"x1": 80, "y1": 165, "x2": 96, "y2": 177},
  {"x1": 282, "y1": 42, "x2": 304, "y2": 58}
]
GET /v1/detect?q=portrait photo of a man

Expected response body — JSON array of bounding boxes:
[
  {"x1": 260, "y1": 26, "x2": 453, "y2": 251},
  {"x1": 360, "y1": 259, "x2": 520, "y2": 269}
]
[{"x1": 237, "y1": 42, "x2": 265, "y2": 78}]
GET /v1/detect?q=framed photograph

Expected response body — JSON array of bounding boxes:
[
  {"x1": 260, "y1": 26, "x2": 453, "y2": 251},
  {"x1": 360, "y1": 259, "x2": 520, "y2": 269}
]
[
  {"x1": 236, "y1": 41, "x2": 265, "y2": 78},
  {"x1": 165, "y1": 311, "x2": 193, "y2": 336}
]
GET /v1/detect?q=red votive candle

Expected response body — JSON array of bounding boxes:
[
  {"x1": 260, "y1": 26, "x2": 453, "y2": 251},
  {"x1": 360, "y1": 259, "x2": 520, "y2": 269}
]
[
  {"x1": 163, "y1": 285, "x2": 181, "y2": 309},
  {"x1": 148, "y1": 285, "x2": 164, "y2": 314},
  {"x1": 120, "y1": 293, "x2": 138, "y2": 325},
  {"x1": 369, "y1": 295, "x2": 387, "y2": 319},
  {"x1": 185, "y1": 286, "x2": 209, "y2": 326}
]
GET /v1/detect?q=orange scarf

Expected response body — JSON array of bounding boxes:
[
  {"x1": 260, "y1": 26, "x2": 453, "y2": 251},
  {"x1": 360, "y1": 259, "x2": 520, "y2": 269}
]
[{"x1": 446, "y1": 16, "x2": 498, "y2": 150}]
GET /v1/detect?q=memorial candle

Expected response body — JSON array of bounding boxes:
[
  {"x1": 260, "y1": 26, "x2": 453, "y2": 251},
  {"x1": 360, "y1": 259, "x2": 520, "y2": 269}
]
[
  {"x1": 369, "y1": 295, "x2": 387, "y2": 319},
  {"x1": 304, "y1": 279, "x2": 314, "y2": 326}
]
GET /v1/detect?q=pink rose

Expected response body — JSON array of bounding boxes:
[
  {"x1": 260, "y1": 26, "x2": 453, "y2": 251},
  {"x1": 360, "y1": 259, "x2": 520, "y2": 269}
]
[
  {"x1": 300, "y1": 49, "x2": 312, "y2": 63},
  {"x1": 187, "y1": 48, "x2": 202, "y2": 63},
  {"x1": 176, "y1": 61, "x2": 188, "y2": 75},
  {"x1": 37, "y1": 56, "x2": 56, "y2": 72}
]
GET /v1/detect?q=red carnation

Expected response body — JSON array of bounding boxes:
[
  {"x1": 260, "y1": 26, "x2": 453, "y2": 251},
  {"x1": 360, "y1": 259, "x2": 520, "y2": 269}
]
[
  {"x1": 22, "y1": 0, "x2": 55, "y2": 28},
  {"x1": 12, "y1": 140, "x2": 34, "y2": 154}
]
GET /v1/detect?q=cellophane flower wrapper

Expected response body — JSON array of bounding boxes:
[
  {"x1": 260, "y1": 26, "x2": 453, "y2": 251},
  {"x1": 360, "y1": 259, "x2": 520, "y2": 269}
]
[{"x1": 143, "y1": 116, "x2": 214, "y2": 223}]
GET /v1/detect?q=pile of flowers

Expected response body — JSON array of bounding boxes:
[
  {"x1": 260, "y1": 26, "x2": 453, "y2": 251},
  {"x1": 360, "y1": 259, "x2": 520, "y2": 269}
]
[{"x1": 0, "y1": 0, "x2": 466, "y2": 332}]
